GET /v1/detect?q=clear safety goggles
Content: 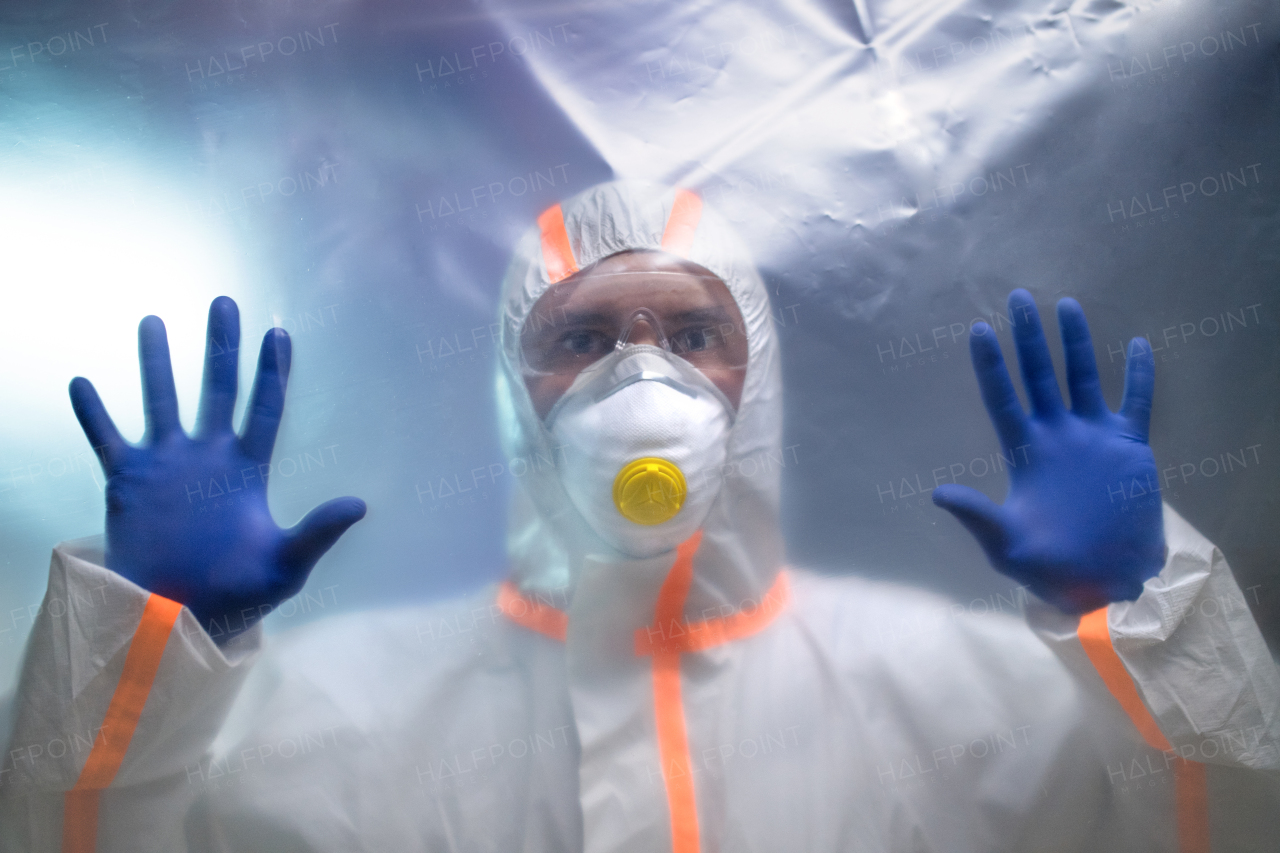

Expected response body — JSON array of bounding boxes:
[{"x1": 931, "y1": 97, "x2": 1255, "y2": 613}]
[{"x1": 518, "y1": 270, "x2": 750, "y2": 377}]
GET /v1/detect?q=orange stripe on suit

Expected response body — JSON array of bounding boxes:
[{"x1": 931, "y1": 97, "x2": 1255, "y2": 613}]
[
  {"x1": 62, "y1": 593, "x2": 183, "y2": 853},
  {"x1": 1079, "y1": 607, "x2": 1211, "y2": 853},
  {"x1": 537, "y1": 203, "x2": 580, "y2": 284}
]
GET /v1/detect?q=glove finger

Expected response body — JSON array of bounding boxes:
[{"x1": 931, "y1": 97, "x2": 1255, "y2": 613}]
[
  {"x1": 68, "y1": 377, "x2": 128, "y2": 472},
  {"x1": 932, "y1": 484, "x2": 1010, "y2": 560},
  {"x1": 1008, "y1": 289, "x2": 1065, "y2": 419},
  {"x1": 1119, "y1": 337, "x2": 1155, "y2": 442},
  {"x1": 1056, "y1": 298, "x2": 1107, "y2": 418},
  {"x1": 139, "y1": 315, "x2": 183, "y2": 439},
  {"x1": 279, "y1": 497, "x2": 367, "y2": 577},
  {"x1": 240, "y1": 329, "x2": 292, "y2": 464},
  {"x1": 195, "y1": 296, "x2": 241, "y2": 437},
  {"x1": 969, "y1": 322, "x2": 1028, "y2": 452}
]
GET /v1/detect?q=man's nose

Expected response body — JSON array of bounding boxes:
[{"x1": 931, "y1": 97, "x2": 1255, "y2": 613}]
[{"x1": 622, "y1": 317, "x2": 662, "y2": 347}]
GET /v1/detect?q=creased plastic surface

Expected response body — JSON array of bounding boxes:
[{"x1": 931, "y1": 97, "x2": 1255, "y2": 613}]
[{"x1": 0, "y1": 0, "x2": 1278, "y2": 848}]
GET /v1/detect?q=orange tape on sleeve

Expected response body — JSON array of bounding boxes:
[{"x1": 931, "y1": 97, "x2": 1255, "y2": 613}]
[
  {"x1": 60, "y1": 790, "x2": 101, "y2": 853},
  {"x1": 497, "y1": 581, "x2": 568, "y2": 642},
  {"x1": 1078, "y1": 607, "x2": 1210, "y2": 853},
  {"x1": 536, "y1": 203, "x2": 579, "y2": 284},
  {"x1": 1078, "y1": 607, "x2": 1169, "y2": 751},
  {"x1": 660, "y1": 189, "x2": 703, "y2": 259},
  {"x1": 62, "y1": 592, "x2": 183, "y2": 852},
  {"x1": 1174, "y1": 758, "x2": 1211, "y2": 853}
]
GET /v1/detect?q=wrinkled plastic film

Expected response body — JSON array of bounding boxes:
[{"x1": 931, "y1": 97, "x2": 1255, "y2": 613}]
[{"x1": 0, "y1": 0, "x2": 1277, "y2": 849}]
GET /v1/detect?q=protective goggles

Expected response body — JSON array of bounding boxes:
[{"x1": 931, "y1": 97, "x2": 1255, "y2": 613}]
[{"x1": 519, "y1": 269, "x2": 750, "y2": 377}]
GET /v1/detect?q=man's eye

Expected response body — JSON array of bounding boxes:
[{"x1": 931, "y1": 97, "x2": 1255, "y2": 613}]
[
  {"x1": 558, "y1": 330, "x2": 608, "y2": 355},
  {"x1": 672, "y1": 327, "x2": 712, "y2": 353}
]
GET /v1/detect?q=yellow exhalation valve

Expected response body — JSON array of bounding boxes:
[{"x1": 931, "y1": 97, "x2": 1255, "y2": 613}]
[{"x1": 612, "y1": 457, "x2": 687, "y2": 525}]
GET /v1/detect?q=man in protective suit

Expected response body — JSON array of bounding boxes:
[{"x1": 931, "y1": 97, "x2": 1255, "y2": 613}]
[{"x1": 1, "y1": 181, "x2": 1276, "y2": 852}]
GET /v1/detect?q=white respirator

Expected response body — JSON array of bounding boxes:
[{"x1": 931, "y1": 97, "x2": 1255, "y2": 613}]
[{"x1": 544, "y1": 346, "x2": 734, "y2": 558}]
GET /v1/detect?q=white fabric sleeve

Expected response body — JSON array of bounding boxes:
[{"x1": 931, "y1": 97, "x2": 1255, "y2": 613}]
[
  {"x1": 0, "y1": 538, "x2": 261, "y2": 852},
  {"x1": 1027, "y1": 503, "x2": 1280, "y2": 771}
]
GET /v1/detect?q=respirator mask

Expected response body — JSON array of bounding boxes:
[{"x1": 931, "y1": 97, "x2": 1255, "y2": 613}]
[{"x1": 545, "y1": 345, "x2": 735, "y2": 557}]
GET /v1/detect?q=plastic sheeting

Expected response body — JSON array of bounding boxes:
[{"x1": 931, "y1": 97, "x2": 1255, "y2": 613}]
[{"x1": 0, "y1": 0, "x2": 1276, "y2": 785}]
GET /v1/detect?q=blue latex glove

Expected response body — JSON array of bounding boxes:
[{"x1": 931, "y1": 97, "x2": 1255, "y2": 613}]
[
  {"x1": 932, "y1": 289, "x2": 1165, "y2": 614},
  {"x1": 69, "y1": 296, "x2": 366, "y2": 642}
]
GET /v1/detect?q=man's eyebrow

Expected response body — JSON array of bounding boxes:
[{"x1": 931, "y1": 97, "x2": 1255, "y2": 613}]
[
  {"x1": 555, "y1": 310, "x2": 613, "y2": 326},
  {"x1": 522, "y1": 308, "x2": 606, "y2": 335},
  {"x1": 670, "y1": 307, "x2": 733, "y2": 323}
]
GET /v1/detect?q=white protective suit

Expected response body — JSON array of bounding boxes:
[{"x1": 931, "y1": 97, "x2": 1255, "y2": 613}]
[{"x1": 1, "y1": 181, "x2": 1278, "y2": 853}]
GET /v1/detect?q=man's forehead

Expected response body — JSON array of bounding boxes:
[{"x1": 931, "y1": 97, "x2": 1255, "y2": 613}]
[
  {"x1": 542, "y1": 250, "x2": 732, "y2": 304},
  {"x1": 585, "y1": 248, "x2": 710, "y2": 275}
]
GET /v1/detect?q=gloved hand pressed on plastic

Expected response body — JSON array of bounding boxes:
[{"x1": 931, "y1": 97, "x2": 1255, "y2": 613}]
[
  {"x1": 932, "y1": 289, "x2": 1165, "y2": 614},
  {"x1": 69, "y1": 296, "x2": 366, "y2": 642}
]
